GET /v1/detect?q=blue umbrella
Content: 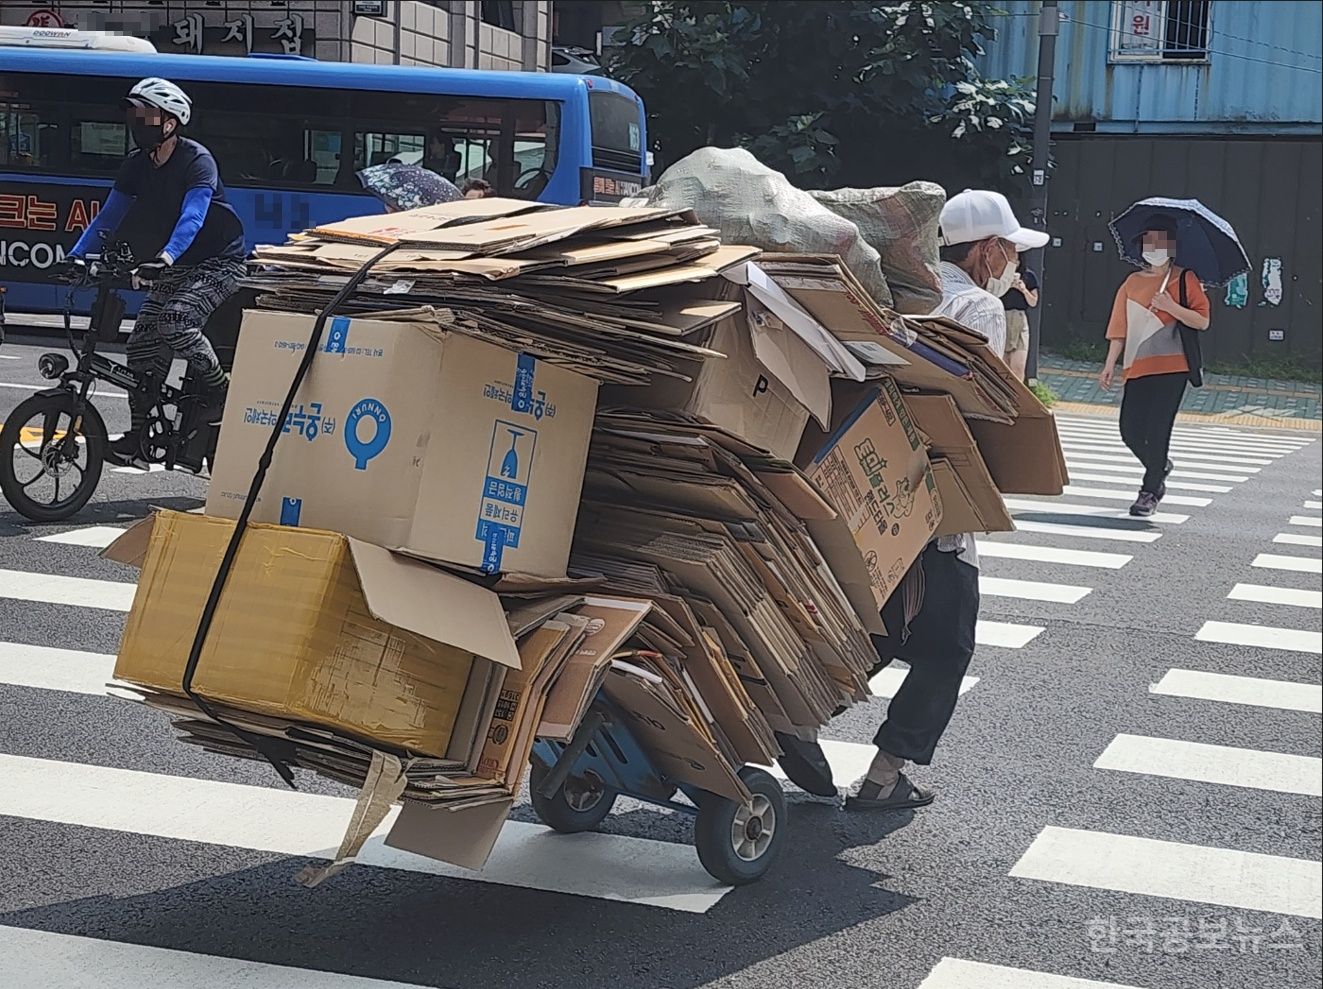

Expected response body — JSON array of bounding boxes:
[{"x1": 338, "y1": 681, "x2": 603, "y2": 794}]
[{"x1": 1109, "y1": 196, "x2": 1250, "y2": 286}]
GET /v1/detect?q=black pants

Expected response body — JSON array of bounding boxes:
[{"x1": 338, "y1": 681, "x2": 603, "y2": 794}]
[
  {"x1": 869, "y1": 543, "x2": 979, "y2": 765},
  {"x1": 1119, "y1": 372, "x2": 1187, "y2": 494}
]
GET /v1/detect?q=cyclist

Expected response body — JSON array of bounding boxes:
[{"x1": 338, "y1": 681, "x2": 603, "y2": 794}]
[{"x1": 66, "y1": 77, "x2": 245, "y2": 468}]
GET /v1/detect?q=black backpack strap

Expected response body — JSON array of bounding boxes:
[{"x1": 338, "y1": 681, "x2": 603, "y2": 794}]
[{"x1": 1178, "y1": 267, "x2": 1190, "y2": 306}]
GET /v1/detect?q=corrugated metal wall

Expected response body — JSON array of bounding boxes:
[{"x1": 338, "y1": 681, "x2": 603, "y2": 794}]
[
  {"x1": 981, "y1": 1, "x2": 1323, "y2": 131},
  {"x1": 1034, "y1": 135, "x2": 1322, "y2": 368}
]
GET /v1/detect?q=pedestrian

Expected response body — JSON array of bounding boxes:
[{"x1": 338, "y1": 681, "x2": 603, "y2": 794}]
[
  {"x1": 1097, "y1": 213, "x2": 1210, "y2": 517},
  {"x1": 778, "y1": 189, "x2": 1047, "y2": 811},
  {"x1": 1001, "y1": 266, "x2": 1038, "y2": 381},
  {"x1": 462, "y1": 178, "x2": 494, "y2": 199}
]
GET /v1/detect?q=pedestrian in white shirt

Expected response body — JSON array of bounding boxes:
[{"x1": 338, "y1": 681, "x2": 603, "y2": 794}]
[{"x1": 777, "y1": 190, "x2": 1047, "y2": 812}]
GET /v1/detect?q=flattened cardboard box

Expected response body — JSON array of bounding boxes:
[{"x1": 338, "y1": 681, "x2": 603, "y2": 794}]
[
  {"x1": 903, "y1": 392, "x2": 1014, "y2": 536},
  {"x1": 798, "y1": 378, "x2": 941, "y2": 610},
  {"x1": 207, "y1": 310, "x2": 598, "y2": 578},
  {"x1": 104, "y1": 511, "x2": 521, "y2": 758}
]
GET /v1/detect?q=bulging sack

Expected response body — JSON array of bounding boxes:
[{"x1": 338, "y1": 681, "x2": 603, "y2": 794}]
[
  {"x1": 810, "y1": 182, "x2": 946, "y2": 315},
  {"x1": 637, "y1": 147, "x2": 893, "y2": 307}
]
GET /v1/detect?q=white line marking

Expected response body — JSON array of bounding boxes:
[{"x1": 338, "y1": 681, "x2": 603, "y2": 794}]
[
  {"x1": 1066, "y1": 472, "x2": 1232, "y2": 494},
  {"x1": 0, "y1": 354, "x2": 20, "y2": 361},
  {"x1": 1056, "y1": 441, "x2": 1274, "y2": 467},
  {"x1": 870, "y1": 663, "x2": 979, "y2": 701},
  {"x1": 0, "y1": 641, "x2": 126, "y2": 696},
  {"x1": 1061, "y1": 450, "x2": 1262, "y2": 474},
  {"x1": 1228, "y1": 583, "x2": 1322, "y2": 609},
  {"x1": 1253, "y1": 553, "x2": 1323, "y2": 575},
  {"x1": 1197, "y1": 620, "x2": 1323, "y2": 655},
  {"x1": 978, "y1": 541, "x2": 1131, "y2": 569},
  {"x1": 1004, "y1": 520, "x2": 1161, "y2": 543},
  {"x1": 0, "y1": 568, "x2": 134, "y2": 611},
  {"x1": 111, "y1": 463, "x2": 168, "y2": 475},
  {"x1": 1288, "y1": 515, "x2": 1322, "y2": 528},
  {"x1": 1275, "y1": 532, "x2": 1323, "y2": 548},
  {"x1": 1306, "y1": 501, "x2": 1323, "y2": 510},
  {"x1": 0, "y1": 753, "x2": 731, "y2": 913},
  {"x1": 1055, "y1": 432, "x2": 1299, "y2": 458},
  {"x1": 33, "y1": 525, "x2": 127, "y2": 548},
  {"x1": 976, "y1": 620, "x2": 1044, "y2": 649},
  {"x1": 1005, "y1": 498, "x2": 1189, "y2": 524},
  {"x1": 1058, "y1": 419, "x2": 1315, "y2": 445},
  {"x1": 0, "y1": 925, "x2": 435, "y2": 989},
  {"x1": 1062, "y1": 485, "x2": 1212, "y2": 507},
  {"x1": 980, "y1": 575, "x2": 1092, "y2": 604},
  {"x1": 918, "y1": 957, "x2": 1147, "y2": 989},
  {"x1": 1095, "y1": 733, "x2": 1322, "y2": 796},
  {"x1": 1064, "y1": 458, "x2": 1249, "y2": 482},
  {"x1": 1010, "y1": 826, "x2": 1322, "y2": 918},
  {"x1": 1151, "y1": 669, "x2": 1322, "y2": 714},
  {"x1": 764, "y1": 738, "x2": 876, "y2": 790}
]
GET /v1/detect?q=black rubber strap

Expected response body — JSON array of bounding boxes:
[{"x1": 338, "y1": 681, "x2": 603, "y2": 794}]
[{"x1": 180, "y1": 242, "x2": 403, "y2": 788}]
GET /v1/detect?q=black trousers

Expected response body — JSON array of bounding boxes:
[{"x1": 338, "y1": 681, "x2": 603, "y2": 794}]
[
  {"x1": 1119, "y1": 372, "x2": 1187, "y2": 494},
  {"x1": 869, "y1": 543, "x2": 979, "y2": 765}
]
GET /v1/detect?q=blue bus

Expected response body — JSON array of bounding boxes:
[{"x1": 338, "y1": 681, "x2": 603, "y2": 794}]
[{"x1": 0, "y1": 44, "x2": 648, "y2": 314}]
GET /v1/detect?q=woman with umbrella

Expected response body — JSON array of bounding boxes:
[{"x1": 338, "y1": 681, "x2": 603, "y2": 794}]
[{"x1": 1098, "y1": 198, "x2": 1247, "y2": 518}]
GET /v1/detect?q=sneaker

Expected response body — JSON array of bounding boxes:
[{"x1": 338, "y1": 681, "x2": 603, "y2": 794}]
[
  {"x1": 106, "y1": 431, "x2": 149, "y2": 471},
  {"x1": 1129, "y1": 491, "x2": 1159, "y2": 517},
  {"x1": 1156, "y1": 481, "x2": 1168, "y2": 502}
]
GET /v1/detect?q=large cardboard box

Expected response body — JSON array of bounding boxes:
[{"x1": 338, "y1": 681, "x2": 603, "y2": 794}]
[
  {"x1": 207, "y1": 311, "x2": 598, "y2": 577},
  {"x1": 797, "y1": 378, "x2": 942, "y2": 609},
  {"x1": 903, "y1": 393, "x2": 1014, "y2": 536},
  {"x1": 108, "y1": 511, "x2": 522, "y2": 758}
]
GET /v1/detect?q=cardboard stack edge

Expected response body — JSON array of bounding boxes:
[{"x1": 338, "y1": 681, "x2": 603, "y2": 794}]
[{"x1": 105, "y1": 198, "x2": 1066, "y2": 877}]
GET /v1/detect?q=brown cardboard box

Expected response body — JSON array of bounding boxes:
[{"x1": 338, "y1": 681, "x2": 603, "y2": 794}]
[
  {"x1": 903, "y1": 393, "x2": 1014, "y2": 536},
  {"x1": 602, "y1": 284, "x2": 829, "y2": 461},
  {"x1": 798, "y1": 378, "x2": 942, "y2": 609},
  {"x1": 107, "y1": 511, "x2": 522, "y2": 758},
  {"x1": 206, "y1": 310, "x2": 598, "y2": 578}
]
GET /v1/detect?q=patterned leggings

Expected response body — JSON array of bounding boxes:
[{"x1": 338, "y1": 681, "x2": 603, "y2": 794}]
[{"x1": 126, "y1": 256, "x2": 244, "y2": 430}]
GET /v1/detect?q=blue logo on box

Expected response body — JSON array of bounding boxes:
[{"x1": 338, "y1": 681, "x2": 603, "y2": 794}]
[
  {"x1": 280, "y1": 497, "x2": 303, "y2": 526},
  {"x1": 344, "y1": 398, "x2": 391, "y2": 470},
  {"x1": 324, "y1": 316, "x2": 350, "y2": 354},
  {"x1": 475, "y1": 419, "x2": 537, "y2": 572}
]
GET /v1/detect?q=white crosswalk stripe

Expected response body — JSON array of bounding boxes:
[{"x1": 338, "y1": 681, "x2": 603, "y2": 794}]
[
  {"x1": 1228, "y1": 583, "x2": 1321, "y2": 609},
  {"x1": 1055, "y1": 420, "x2": 1311, "y2": 451},
  {"x1": 1056, "y1": 441, "x2": 1274, "y2": 467},
  {"x1": 976, "y1": 620, "x2": 1044, "y2": 649},
  {"x1": 1062, "y1": 484, "x2": 1212, "y2": 507},
  {"x1": 1064, "y1": 458, "x2": 1249, "y2": 482},
  {"x1": 980, "y1": 575, "x2": 1091, "y2": 604},
  {"x1": 1063, "y1": 449, "x2": 1262, "y2": 474},
  {"x1": 1056, "y1": 432, "x2": 1301, "y2": 459},
  {"x1": 1004, "y1": 498, "x2": 1189, "y2": 524},
  {"x1": 1289, "y1": 515, "x2": 1322, "y2": 527},
  {"x1": 1196, "y1": 620, "x2": 1323, "y2": 655},
  {"x1": 0, "y1": 567, "x2": 134, "y2": 611},
  {"x1": 1094, "y1": 734, "x2": 1322, "y2": 797},
  {"x1": 1253, "y1": 552, "x2": 1322, "y2": 575},
  {"x1": 764, "y1": 738, "x2": 875, "y2": 790},
  {"x1": 870, "y1": 664, "x2": 979, "y2": 701},
  {"x1": 1275, "y1": 532, "x2": 1323, "y2": 548},
  {"x1": 1000, "y1": 520, "x2": 1161, "y2": 543},
  {"x1": 1150, "y1": 669, "x2": 1323, "y2": 714},
  {"x1": 1306, "y1": 500, "x2": 1323, "y2": 510},
  {"x1": 0, "y1": 753, "x2": 732, "y2": 913},
  {"x1": 978, "y1": 541, "x2": 1131, "y2": 569},
  {"x1": 33, "y1": 525, "x2": 128, "y2": 548},
  {"x1": 0, "y1": 926, "x2": 430, "y2": 989},
  {"x1": 1010, "y1": 826, "x2": 1323, "y2": 918},
  {"x1": 918, "y1": 958, "x2": 1145, "y2": 989},
  {"x1": 0, "y1": 641, "x2": 123, "y2": 696},
  {"x1": 1065, "y1": 471, "x2": 1232, "y2": 494}
]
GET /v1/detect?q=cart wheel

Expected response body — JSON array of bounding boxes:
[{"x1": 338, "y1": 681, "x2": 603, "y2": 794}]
[
  {"x1": 694, "y1": 766, "x2": 786, "y2": 885},
  {"x1": 529, "y1": 761, "x2": 617, "y2": 834}
]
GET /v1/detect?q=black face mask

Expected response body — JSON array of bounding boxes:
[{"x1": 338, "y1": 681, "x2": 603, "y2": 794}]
[{"x1": 131, "y1": 121, "x2": 169, "y2": 151}]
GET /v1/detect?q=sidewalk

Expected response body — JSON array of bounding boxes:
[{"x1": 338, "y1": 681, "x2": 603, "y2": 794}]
[{"x1": 1038, "y1": 354, "x2": 1322, "y2": 431}]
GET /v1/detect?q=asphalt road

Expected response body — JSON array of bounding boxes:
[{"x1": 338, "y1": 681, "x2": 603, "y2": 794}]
[{"x1": 1, "y1": 333, "x2": 1320, "y2": 989}]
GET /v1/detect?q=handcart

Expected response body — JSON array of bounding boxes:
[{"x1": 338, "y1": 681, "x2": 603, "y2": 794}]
[{"x1": 531, "y1": 697, "x2": 786, "y2": 885}]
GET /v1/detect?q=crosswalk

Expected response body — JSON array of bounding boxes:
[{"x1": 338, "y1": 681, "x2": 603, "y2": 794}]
[{"x1": 0, "y1": 411, "x2": 1318, "y2": 987}]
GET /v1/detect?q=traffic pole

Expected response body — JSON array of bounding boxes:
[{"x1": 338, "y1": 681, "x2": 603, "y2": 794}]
[{"x1": 1024, "y1": 0, "x2": 1058, "y2": 382}]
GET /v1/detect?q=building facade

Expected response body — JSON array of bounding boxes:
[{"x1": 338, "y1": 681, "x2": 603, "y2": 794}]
[
  {"x1": 981, "y1": 0, "x2": 1322, "y2": 369},
  {"x1": 2, "y1": 1, "x2": 553, "y2": 71}
]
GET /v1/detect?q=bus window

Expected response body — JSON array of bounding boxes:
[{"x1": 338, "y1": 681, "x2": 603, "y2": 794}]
[
  {"x1": 0, "y1": 102, "x2": 58, "y2": 169},
  {"x1": 589, "y1": 90, "x2": 643, "y2": 172},
  {"x1": 72, "y1": 116, "x2": 129, "y2": 173}
]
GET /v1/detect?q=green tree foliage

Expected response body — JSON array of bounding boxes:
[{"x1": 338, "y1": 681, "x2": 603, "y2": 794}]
[{"x1": 605, "y1": 1, "x2": 1036, "y2": 192}]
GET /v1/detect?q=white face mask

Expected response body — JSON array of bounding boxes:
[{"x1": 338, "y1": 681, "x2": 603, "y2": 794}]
[
  {"x1": 1143, "y1": 247, "x2": 1171, "y2": 267},
  {"x1": 985, "y1": 245, "x2": 1017, "y2": 297}
]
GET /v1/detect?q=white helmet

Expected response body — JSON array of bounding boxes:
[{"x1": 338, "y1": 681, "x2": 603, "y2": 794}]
[{"x1": 125, "y1": 77, "x2": 192, "y2": 125}]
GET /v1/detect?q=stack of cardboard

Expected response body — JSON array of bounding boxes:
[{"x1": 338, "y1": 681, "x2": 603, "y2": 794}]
[{"x1": 104, "y1": 197, "x2": 1064, "y2": 881}]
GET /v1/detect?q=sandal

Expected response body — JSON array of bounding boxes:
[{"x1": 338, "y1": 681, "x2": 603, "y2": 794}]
[{"x1": 844, "y1": 773, "x2": 935, "y2": 812}]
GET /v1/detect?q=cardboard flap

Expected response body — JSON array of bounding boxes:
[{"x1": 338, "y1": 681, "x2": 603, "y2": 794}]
[
  {"x1": 346, "y1": 539, "x2": 521, "y2": 669},
  {"x1": 385, "y1": 796, "x2": 515, "y2": 871},
  {"x1": 99, "y1": 514, "x2": 157, "y2": 569},
  {"x1": 746, "y1": 296, "x2": 832, "y2": 428},
  {"x1": 739, "y1": 261, "x2": 867, "y2": 381}
]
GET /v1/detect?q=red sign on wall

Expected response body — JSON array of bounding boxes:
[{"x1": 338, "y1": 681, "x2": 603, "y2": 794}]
[{"x1": 25, "y1": 9, "x2": 67, "y2": 28}]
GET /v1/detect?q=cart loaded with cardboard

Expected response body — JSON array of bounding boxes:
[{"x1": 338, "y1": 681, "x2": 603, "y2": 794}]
[{"x1": 104, "y1": 195, "x2": 1067, "y2": 886}]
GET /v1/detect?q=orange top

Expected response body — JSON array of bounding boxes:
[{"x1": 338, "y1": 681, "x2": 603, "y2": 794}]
[{"x1": 1105, "y1": 268, "x2": 1210, "y2": 381}]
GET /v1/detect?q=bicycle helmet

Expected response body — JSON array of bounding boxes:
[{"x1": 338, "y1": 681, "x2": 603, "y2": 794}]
[{"x1": 125, "y1": 77, "x2": 192, "y2": 125}]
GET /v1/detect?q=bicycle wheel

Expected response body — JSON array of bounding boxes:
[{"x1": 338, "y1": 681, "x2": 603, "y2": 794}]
[{"x1": 0, "y1": 392, "x2": 107, "y2": 522}]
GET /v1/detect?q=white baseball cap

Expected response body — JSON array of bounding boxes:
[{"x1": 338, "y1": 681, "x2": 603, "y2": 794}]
[{"x1": 938, "y1": 189, "x2": 1049, "y2": 251}]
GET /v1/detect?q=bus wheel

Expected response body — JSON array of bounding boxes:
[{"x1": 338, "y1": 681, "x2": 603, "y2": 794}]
[{"x1": 0, "y1": 393, "x2": 107, "y2": 522}]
